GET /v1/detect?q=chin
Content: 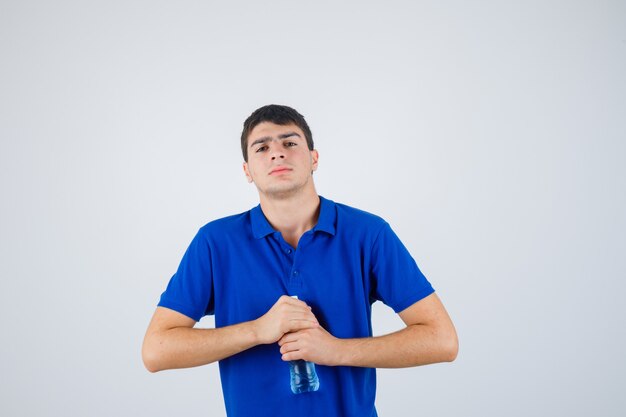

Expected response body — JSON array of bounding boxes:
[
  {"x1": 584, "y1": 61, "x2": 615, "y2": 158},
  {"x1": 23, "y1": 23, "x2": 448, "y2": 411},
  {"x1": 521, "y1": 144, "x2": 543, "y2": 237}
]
[{"x1": 262, "y1": 185, "x2": 303, "y2": 199}]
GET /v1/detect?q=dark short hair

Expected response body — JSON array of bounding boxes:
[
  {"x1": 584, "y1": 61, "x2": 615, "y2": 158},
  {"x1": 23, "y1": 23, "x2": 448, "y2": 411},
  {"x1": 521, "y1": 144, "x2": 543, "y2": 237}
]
[{"x1": 240, "y1": 104, "x2": 314, "y2": 161}]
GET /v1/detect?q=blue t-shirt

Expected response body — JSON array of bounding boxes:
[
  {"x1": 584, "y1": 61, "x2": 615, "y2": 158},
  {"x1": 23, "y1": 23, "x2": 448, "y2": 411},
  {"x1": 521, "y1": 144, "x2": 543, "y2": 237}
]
[{"x1": 158, "y1": 196, "x2": 434, "y2": 417}]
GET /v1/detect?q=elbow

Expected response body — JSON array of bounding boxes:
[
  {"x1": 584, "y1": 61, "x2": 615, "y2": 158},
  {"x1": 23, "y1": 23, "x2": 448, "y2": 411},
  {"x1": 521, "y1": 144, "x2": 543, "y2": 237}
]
[
  {"x1": 427, "y1": 324, "x2": 458, "y2": 363},
  {"x1": 445, "y1": 340, "x2": 459, "y2": 363},
  {"x1": 143, "y1": 355, "x2": 161, "y2": 373},
  {"x1": 442, "y1": 330, "x2": 459, "y2": 362},
  {"x1": 142, "y1": 339, "x2": 164, "y2": 373},
  {"x1": 142, "y1": 351, "x2": 164, "y2": 373}
]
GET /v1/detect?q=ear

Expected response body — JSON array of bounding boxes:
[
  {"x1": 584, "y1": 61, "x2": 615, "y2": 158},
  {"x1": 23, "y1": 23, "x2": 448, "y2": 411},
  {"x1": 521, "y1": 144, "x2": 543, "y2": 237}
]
[
  {"x1": 243, "y1": 162, "x2": 254, "y2": 183},
  {"x1": 310, "y1": 149, "x2": 319, "y2": 172}
]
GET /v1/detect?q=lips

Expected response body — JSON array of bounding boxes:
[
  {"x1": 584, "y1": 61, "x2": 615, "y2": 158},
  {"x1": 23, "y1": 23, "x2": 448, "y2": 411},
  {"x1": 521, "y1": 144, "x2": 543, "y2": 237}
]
[{"x1": 269, "y1": 166, "x2": 292, "y2": 175}]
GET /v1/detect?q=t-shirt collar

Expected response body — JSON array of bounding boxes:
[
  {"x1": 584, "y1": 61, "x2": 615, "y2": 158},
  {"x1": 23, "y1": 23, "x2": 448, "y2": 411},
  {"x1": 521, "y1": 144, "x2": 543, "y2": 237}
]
[{"x1": 250, "y1": 195, "x2": 336, "y2": 239}]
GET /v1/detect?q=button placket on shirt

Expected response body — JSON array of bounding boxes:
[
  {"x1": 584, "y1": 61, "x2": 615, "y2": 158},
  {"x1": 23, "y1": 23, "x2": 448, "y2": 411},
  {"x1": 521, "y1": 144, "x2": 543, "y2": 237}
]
[
  {"x1": 274, "y1": 230, "x2": 315, "y2": 292},
  {"x1": 290, "y1": 230, "x2": 316, "y2": 290},
  {"x1": 273, "y1": 233, "x2": 298, "y2": 291},
  {"x1": 288, "y1": 246, "x2": 301, "y2": 290}
]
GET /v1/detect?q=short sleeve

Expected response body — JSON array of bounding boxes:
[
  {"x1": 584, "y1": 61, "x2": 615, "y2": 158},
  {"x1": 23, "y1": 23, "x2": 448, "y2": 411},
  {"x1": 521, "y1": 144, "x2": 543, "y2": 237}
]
[
  {"x1": 158, "y1": 229, "x2": 215, "y2": 321},
  {"x1": 370, "y1": 222, "x2": 435, "y2": 313}
]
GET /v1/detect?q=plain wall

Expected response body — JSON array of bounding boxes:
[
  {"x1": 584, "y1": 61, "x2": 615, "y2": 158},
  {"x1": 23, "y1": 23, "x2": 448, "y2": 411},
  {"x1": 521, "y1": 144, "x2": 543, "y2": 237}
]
[{"x1": 1, "y1": 1, "x2": 625, "y2": 416}]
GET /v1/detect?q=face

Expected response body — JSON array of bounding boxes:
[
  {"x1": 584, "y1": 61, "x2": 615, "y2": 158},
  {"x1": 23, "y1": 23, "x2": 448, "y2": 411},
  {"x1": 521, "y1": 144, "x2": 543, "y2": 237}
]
[{"x1": 243, "y1": 122, "x2": 319, "y2": 199}]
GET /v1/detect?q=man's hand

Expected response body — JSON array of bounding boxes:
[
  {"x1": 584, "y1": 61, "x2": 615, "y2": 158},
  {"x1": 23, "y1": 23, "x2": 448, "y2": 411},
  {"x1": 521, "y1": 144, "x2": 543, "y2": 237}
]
[
  {"x1": 278, "y1": 293, "x2": 458, "y2": 369},
  {"x1": 278, "y1": 325, "x2": 341, "y2": 366},
  {"x1": 252, "y1": 295, "x2": 320, "y2": 345}
]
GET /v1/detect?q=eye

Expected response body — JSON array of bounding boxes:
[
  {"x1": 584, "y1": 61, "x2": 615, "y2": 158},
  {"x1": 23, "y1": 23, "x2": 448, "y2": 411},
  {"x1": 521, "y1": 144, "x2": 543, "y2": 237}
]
[
  {"x1": 284, "y1": 141, "x2": 297, "y2": 147},
  {"x1": 255, "y1": 145, "x2": 268, "y2": 153}
]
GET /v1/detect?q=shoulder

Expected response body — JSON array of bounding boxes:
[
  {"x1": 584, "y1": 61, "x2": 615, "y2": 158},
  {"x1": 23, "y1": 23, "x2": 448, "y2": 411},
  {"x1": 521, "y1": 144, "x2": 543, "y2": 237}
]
[
  {"x1": 327, "y1": 198, "x2": 388, "y2": 236},
  {"x1": 196, "y1": 210, "x2": 252, "y2": 238}
]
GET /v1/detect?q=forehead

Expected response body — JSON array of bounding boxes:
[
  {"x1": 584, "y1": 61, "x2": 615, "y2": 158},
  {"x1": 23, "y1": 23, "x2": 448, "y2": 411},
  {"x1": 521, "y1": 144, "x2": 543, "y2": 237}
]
[{"x1": 248, "y1": 122, "x2": 304, "y2": 145}]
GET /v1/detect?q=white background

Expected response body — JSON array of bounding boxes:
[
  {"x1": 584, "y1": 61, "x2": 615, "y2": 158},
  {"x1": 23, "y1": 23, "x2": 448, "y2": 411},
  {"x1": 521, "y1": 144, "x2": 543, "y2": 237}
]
[{"x1": 1, "y1": 1, "x2": 625, "y2": 416}]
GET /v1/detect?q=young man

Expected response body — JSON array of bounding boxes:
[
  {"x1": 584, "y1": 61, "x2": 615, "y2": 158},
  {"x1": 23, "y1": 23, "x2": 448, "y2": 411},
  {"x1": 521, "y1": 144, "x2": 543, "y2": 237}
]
[{"x1": 142, "y1": 104, "x2": 458, "y2": 417}]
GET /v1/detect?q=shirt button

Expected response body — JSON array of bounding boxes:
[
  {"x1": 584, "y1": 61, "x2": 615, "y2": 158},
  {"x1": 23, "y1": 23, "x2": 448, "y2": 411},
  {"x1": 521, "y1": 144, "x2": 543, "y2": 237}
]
[
  {"x1": 286, "y1": 249, "x2": 292, "y2": 254},
  {"x1": 293, "y1": 270, "x2": 298, "y2": 276}
]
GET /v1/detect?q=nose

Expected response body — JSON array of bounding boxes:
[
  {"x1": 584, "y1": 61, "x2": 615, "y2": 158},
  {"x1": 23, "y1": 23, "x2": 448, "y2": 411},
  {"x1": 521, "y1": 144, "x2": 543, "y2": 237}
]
[{"x1": 269, "y1": 142, "x2": 285, "y2": 160}]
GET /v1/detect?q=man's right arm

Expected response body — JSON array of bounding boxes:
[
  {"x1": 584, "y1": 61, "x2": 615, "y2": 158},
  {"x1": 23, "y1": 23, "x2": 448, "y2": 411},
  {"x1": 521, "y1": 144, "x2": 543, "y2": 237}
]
[{"x1": 141, "y1": 296, "x2": 319, "y2": 373}]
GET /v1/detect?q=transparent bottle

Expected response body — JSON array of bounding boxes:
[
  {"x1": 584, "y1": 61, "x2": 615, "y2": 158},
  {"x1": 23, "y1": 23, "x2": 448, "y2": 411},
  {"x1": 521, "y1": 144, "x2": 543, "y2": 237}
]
[
  {"x1": 289, "y1": 359, "x2": 320, "y2": 394},
  {"x1": 289, "y1": 296, "x2": 320, "y2": 394}
]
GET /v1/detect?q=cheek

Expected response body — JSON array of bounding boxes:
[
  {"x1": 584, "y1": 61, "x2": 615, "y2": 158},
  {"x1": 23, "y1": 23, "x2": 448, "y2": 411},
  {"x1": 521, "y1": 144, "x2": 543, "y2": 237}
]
[{"x1": 247, "y1": 160, "x2": 266, "y2": 177}]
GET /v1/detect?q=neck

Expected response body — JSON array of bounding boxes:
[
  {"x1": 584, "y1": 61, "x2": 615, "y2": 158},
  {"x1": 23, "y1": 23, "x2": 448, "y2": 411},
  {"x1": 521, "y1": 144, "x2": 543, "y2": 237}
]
[{"x1": 259, "y1": 188, "x2": 320, "y2": 248}]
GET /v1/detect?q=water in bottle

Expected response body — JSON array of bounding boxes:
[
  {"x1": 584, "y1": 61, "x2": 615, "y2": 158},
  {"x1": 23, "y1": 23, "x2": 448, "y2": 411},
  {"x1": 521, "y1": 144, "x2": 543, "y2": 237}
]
[
  {"x1": 288, "y1": 295, "x2": 320, "y2": 394},
  {"x1": 289, "y1": 359, "x2": 320, "y2": 394}
]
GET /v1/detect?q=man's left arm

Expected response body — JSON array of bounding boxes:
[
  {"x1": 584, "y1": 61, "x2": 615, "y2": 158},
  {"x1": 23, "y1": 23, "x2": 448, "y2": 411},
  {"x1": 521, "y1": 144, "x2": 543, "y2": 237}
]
[{"x1": 278, "y1": 293, "x2": 458, "y2": 368}]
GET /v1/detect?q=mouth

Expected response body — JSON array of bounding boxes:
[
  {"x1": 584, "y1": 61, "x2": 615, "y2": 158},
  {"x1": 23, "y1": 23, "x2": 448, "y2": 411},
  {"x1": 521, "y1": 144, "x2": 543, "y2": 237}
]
[{"x1": 269, "y1": 167, "x2": 292, "y2": 175}]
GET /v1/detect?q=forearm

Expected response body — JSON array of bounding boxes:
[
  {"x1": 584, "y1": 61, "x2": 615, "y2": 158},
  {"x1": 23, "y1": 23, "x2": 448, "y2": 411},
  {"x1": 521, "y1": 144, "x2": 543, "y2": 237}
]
[
  {"x1": 143, "y1": 296, "x2": 319, "y2": 373},
  {"x1": 336, "y1": 324, "x2": 458, "y2": 368},
  {"x1": 143, "y1": 321, "x2": 259, "y2": 372}
]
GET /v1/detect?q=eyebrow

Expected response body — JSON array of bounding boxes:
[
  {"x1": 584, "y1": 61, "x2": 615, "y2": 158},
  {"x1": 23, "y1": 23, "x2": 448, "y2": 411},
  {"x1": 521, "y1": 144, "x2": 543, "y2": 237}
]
[{"x1": 249, "y1": 132, "x2": 302, "y2": 148}]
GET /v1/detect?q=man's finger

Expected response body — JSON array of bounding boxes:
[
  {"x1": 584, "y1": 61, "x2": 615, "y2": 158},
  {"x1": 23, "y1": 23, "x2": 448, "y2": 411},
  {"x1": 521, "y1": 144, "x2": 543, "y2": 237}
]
[
  {"x1": 278, "y1": 332, "x2": 298, "y2": 346},
  {"x1": 289, "y1": 311, "x2": 318, "y2": 322}
]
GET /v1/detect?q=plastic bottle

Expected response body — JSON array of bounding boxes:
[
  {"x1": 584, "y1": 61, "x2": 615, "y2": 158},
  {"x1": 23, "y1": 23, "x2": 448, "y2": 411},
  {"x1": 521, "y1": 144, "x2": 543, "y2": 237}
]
[
  {"x1": 289, "y1": 296, "x2": 320, "y2": 394},
  {"x1": 289, "y1": 359, "x2": 320, "y2": 394}
]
